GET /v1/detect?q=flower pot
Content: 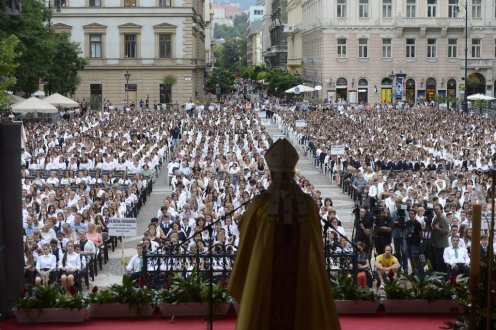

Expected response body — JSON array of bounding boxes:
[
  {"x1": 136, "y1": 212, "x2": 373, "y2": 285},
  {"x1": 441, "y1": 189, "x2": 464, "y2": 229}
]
[
  {"x1": 158, "y1": 302, "x2": 230, "y2": 317},
  {"x1": 383, "y1": 299, "x2": 455, "y2": 314},
  {"x1": 15, "y1": 308, "x2": 89, "y2": 323},
  {"x1": 334, "y1": 300, "x2": 381, "y2": 314},
  {"x1": 89, "y1": 303, "x2": 154, "y2": 318}
]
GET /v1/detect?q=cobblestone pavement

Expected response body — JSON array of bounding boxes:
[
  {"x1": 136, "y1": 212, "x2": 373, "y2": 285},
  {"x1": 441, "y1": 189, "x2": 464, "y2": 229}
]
[{"x1": 92, "y1": 114, "x2": 355, "y2": 288}]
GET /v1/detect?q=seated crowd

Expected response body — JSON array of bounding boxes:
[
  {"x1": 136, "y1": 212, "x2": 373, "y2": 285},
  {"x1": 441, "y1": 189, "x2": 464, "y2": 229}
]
[
  {"x1": 275, "y1": 105, "x2": 496, "y2": 286},
  {"x1": 20, "y1": 108, "x2": 172, "y2": 291}
]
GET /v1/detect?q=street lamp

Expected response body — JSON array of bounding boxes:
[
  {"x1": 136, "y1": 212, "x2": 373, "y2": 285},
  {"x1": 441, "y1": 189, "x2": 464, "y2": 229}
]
[
  {"x1": 456, "y1": 1, "x2": 468, "y2": 112},
  {"x1": 124, "y1": 70, "x2": 131, "y2": 106}
]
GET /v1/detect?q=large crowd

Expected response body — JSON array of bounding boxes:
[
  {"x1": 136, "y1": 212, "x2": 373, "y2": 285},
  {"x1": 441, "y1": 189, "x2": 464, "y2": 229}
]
[{"x1": 19, "y1": 79, "x2": 496, "y2": 292}]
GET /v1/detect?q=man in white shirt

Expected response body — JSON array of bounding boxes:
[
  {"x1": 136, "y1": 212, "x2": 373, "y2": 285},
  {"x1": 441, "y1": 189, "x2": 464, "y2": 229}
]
[
  {"x1": 126, "y1": 243, "x2": 144, "y2": 280},
  {"x1": 443, "y1": 235, "x2": 469, "y2": 277}
]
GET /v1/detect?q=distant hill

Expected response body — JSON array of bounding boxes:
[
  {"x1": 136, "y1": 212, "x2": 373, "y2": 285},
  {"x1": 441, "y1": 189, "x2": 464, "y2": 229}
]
[{"x1": 214, "y1": 0, "x2": 257, "y2": 11}]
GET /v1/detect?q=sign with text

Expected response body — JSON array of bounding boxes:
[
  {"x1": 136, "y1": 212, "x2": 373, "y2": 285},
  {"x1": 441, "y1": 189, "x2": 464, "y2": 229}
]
[
  {"x1": 330, "y1": 145, "x2": 346, "y2": 155},
  {"x1": 295, "y1": 119, "x2": 307, "y2": 127},
  {"x1": 107, "y1": 218, "x2": 137, "y2": 237}
]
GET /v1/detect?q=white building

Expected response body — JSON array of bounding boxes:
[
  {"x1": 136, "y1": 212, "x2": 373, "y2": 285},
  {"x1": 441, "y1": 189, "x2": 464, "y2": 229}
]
[{"x1": 300, "y1": 0, "x2": 496, "y2": 104}]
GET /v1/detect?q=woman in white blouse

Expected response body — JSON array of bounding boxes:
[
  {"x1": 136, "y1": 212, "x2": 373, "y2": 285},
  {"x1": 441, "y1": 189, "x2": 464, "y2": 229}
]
[
  {"x1": 35, "y1": 244, "x2": 57, "y2": 286},
  {"x1": 58, "y1": 241, "x2": 81, "y2": 294}
]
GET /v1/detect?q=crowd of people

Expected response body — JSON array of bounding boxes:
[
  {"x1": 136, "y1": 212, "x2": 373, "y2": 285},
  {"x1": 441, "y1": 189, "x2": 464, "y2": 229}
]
[
  {"x1": 276, "y1": 104, "x2": 496, "y2": 285},
  {"x1": 20, "y1": 107, "x2": 172, "y2": 292}
]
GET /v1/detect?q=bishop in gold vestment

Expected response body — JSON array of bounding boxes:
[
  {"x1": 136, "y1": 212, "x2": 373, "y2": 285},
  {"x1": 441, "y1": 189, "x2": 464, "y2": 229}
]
[{"x1": 228, "y1": 138, "x2": 341, "y2": 330}]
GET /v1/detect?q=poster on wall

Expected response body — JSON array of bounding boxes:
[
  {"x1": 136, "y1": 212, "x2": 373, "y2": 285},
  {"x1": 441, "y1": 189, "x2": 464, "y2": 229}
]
[{"x1": 395, "y1": 73, "x2": 407, "y2": 99}]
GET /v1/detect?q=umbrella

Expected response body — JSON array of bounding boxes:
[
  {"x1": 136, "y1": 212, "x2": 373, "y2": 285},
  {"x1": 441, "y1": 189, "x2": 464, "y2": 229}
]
[
  {"x1": 8, "y1": 94, "x2": 25, "y2": 105},
  {"x1": 467, "y1": 93, "x2": 495, "y2": 101},
  {"x1": 11, "y1": 97, "x2": 58, "y2": 114},
  {"x1": 285, "y1": 84, "x2": 316, "y2": 94},
  {"x1": 43, "y1": 93, "x2": 79, "y2": 107},
  {"x1": 32, "y1": 90, "x2": 46, "y2": 97}
]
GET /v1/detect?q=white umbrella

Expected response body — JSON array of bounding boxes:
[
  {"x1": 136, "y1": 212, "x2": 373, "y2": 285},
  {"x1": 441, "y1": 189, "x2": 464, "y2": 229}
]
[
  {"x1": 11, "y1": 97, "x2": 58, "y2": 114},
  {"x1": 8, "y1": 94, "x2": 25, "y2": 105},
  {"x1": 32, "y1": 90, "x2": 46, "y2": 97},
  {"x1": 285, "y1": 84, "x2": 316, "y2": 94},
  {"x1": 467, "y1": 93, "x2": 495, "y2": 101},
  {"x1": 43, "y1": 93, "x2": 79, "y2": 108}
]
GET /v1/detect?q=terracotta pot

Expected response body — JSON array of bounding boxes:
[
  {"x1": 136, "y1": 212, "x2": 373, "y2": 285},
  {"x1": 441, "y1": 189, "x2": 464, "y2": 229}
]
[
  {"x1": 89, "y1": 303, "x2": 154, "y2": 318},
  {"x1": 334, "y1": 300, "x2": 381, "y2": 314},
  {"x1": 15, "y1": 308, "x2": 89, "y2": 323},
  {"x1": 158, "y1": 302, "x2": 230, "y2": 317},
  {"x1": 383, "y1": 299, "x2": 456, "y2": 314}
]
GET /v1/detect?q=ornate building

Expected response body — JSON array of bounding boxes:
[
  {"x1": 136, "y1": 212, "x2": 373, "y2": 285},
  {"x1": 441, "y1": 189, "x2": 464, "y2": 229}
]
[
  {"x1": 50, "y1": 0, "x2": 206, "y2": 106},
  {"x1": 301, "y1": 0, "x2": 496, "y2": 104}
]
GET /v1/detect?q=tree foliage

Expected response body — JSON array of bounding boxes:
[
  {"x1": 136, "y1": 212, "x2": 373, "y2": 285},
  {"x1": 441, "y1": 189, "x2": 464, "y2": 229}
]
[
  {"x1": 213, "y1": 13, "x2": 247, "y2": 40},
  {"x1": 215, "y1": 38, "x2": 247, "y2": 72},
  {"x1": 205, "y1": 68, "x2": 235, "y2": 95},
  {"x1": 264, "y1": 69, "x2": 302, "y2": 97},
  {"x1": 0, "y1": 0, "x2": 87, "y2": 95},
  {"x1": 0, "y1": 35, "x2": 20, "y2": 110}
]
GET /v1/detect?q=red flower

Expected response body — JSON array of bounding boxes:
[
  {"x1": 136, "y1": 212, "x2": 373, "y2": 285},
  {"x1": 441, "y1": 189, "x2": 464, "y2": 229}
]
[
  {"x1": 69, "y1": 285, "x2": 78, "y2": 297},
  {"x1": 137, "y1": 275, "x2": 146, "y2": 288},
  {"x1": 92, "y1": 286, "x2": 99, "y2": 294}
]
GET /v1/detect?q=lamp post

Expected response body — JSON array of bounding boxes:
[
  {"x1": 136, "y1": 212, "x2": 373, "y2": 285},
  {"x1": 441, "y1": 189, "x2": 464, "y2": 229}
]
[
  {"x1": 457, "y1": 1, "x2": 468, "y2": 112},
  {"x1": 124, "y1": 70, "x2": 131, "y2": 107}
]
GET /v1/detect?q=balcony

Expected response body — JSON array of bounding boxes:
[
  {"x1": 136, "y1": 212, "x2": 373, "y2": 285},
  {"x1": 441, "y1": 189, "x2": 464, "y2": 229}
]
[
  {"x1": 461, "y1": 58, "x2": 494, "y2": 70},
  {"x1": 86, "y1": 57, "x2": 205, "y2": 68}
]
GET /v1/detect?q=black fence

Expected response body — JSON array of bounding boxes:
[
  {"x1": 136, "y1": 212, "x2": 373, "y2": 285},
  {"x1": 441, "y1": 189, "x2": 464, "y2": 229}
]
[{"x1": 141, "y1": 243, "x2": 358, "y2": 289}]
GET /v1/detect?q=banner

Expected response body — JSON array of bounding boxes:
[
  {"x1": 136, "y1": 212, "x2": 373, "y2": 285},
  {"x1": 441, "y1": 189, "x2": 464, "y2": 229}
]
[
  {"x1": 395, "y1": 73, "x2": 407, "y2": 99},
  {"x1": 107, "y1": 218, "x2": 137, "y2": 237}
]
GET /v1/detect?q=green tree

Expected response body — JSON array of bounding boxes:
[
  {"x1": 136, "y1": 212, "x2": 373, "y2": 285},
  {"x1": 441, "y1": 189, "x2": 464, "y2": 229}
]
[
  {"x1": 217, "y1": 38, "x2": 247, "y2": 71},
  {"x1": 205, "y1": 68, "x2": 235, "y2": 95},
  {"x1": 0, "y1": 0, "x2": 86, "y2": 95},
  {"x1": 213, "y1": 13, "x2": 247, "y2": 40},
  {"x1": 0, "y1": 35, "x2": 20, "y2": 110},
  {"x1": 265, "y1": 69, "x2": 302, "y2": 97}
]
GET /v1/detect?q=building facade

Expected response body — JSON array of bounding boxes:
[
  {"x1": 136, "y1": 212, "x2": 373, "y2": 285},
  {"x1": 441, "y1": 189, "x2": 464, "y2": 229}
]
[
  {"x1": 247, "y1": 19, "x2": 264, "y2": 66},
  {"x1": 50, "y1": 0, "x2": 206, "y2": 106},
  {"x1": 301, "y1": 0, "x2": 496, "y2": 104},
  {"x1": 284, "y1": 0, "x2": 302, "y2": 75},
  {"x1": 264, "y1": 0, "x2": 288, "y2": 68}
]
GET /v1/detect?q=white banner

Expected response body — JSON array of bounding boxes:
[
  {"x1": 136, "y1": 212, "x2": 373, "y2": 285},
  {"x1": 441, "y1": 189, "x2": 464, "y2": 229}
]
[
  {"x1": 295, "y1": 119, "x2": 306, "y2": 127},
  {"x1": 107, "y1": 218, "x2": 137, "y2": 237},
  {"x1": 330, "y1": 145, "x2": 346, "y2": 155}
]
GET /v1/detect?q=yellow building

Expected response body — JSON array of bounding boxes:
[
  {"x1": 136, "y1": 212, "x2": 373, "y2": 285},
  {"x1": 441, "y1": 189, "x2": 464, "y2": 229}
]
[{"x1": 50, "y1": 0, "x2": 206, "y2": 107}]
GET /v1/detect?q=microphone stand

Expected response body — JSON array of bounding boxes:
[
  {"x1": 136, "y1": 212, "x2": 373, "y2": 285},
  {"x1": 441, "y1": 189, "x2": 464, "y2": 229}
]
[{"x1": 175, "y1": 194, "x2": 257, "y2": 330}]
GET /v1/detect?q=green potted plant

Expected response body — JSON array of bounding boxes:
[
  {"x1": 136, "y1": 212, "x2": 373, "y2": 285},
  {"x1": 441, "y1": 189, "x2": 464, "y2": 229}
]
[
  {"x1": 89, "y1": 274, "x2": 155, "y2": 318},
  {"x1": 383, "y1": 272, "x2": 458, "y2": 314},
  {"x1": 15, "y1": 283, "x2": 89, "y2": 323},
  {"x1": 331, "y1": 273, "x2": 380, "y2": 314},
  {"x1": 158, "y1": 267, "x2": 231, "y2": 317}
]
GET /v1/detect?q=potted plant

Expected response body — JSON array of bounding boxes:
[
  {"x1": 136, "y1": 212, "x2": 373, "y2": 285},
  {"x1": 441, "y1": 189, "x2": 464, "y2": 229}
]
[
  {"x1": 383, "y1": 272, "x2": 458, "y2": 314},
  {"x1": 15, "y1": 283, "x2": 89, "y2": 323},
  {"x1": 89, "y1": 275, "x2": 155, "y2": 318},
  {"x1": 158, "y1": 268, "x2": 231, "y2": 317},
  {"x1": 331, "y1": 274, "x2": 380, "y2": 314}
]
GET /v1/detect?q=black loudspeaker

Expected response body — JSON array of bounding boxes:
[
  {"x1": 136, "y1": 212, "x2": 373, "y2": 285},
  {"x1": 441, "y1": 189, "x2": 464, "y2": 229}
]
[{"x1": 0, "y1": 122, "x2": 23, "y2": 316}]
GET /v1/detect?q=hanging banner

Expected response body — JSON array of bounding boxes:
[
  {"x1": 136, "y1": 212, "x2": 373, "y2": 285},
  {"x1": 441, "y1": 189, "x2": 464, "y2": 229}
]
[{"x1": 395, "y1": 73, "x2": 407, "y2": 99}]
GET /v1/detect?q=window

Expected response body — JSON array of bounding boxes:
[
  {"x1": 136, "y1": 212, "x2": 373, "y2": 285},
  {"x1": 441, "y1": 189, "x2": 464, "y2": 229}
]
[
  {"x1": 337, "y1": 0, "x2": 346, "y2": 18},
  {"x1": 359, "y1": 0, "x2": 368, "y2": 18},
  {"x1": 382, "y1": 0, "x2": 392, "y2": 18},
  {"x1": 448, "y1": 0, "x2": 458, "y2": 17},
  {"x1": 124, "y1": 34, "x2": 137, "y2": 58},
  {"x1": 406, "y1": 38, "x2": 415, "y2": 58},
  {"x1": 406, "y1": 0, "x2": 416, "y2": 18},
  {"x1": 90, "y1": 84, "x2": 102, "y2": 110},
  {"x1": 90, "y1": 34, "x2": 101, "y2": 58},
  {"x1": 471, "y1": 39, "x2": 481, "y2": 58},
  {"x1": 382, "y1": 38, "x2": 392, "y2": 58},
  {"x1": 254, "y1": 10, "x2": 263, "y2": 15},
  {"x1": 472, "y1": 0, "x2": 481, "y2": 18},
  {"x1": 159, "y1": 34, "x2": 172, "y2": 58},
  {"x1": 427, "y1": 0, "x2": 437, "y2": 18},
  {"x1": 359, "y1": 38, "x2": 368, "y2": 58},
  {"x1": 89, "y1": 0, "x2": 101, "y2": 6},
  {"x1": 124, "y1": 0, "x2": 136, "y2": 7},
  {"x1": 427, "y1": 39, "x2": 437, "y2": 58},
  {"x1": 337, "y1": 38, "x2": 347, "y2": 58},
  {"x1": 448, "y1": 39, "x2": 457, "y2": 58},
  {"x1": 159, "y1": 0, "x2": 172, "y2": 7}
]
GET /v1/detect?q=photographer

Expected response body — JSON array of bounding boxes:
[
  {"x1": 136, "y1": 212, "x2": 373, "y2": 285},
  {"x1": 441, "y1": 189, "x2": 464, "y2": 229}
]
[
  {"x1": 405, "y1": 209, "x2": 423, "y2": 276},
  {"x1": 391, "y1": 197, "x2": 409, "y2": 273},
  {"x1": 353, "y1": 207, "x2": 373, "y2": 254},
  {"x1": 373, "y1": 206, "x2": 393, "y2": 255}
]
